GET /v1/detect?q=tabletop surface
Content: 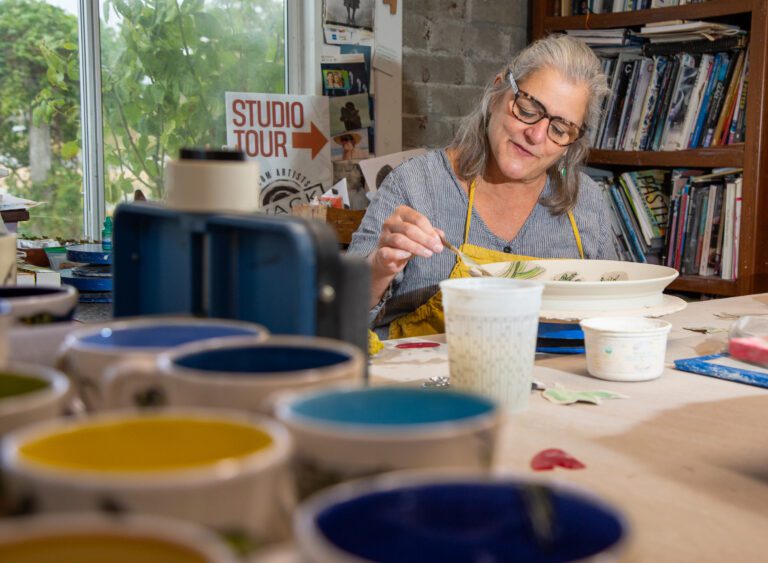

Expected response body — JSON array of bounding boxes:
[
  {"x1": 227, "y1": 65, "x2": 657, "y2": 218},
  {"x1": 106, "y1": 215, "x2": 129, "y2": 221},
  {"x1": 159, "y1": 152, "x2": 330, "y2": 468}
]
[{"x1": 370, "y1": 293, "x2": 768, "y2": 562}]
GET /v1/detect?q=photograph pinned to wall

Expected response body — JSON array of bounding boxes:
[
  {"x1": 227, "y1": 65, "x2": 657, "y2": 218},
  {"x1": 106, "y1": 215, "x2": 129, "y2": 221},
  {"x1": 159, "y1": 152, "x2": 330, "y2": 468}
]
[
  {"x1": 323, "y1": 25, "x2": 374, "y2": 46},
  {"x1": 358, "y1": 149, "x2": 427, "y2": 193},
  {"x1": 323, "y1": 42, "x2": 374, "y2": 95},
  {"x1": 331, "y1": 129, "x2": 370, "y2": 161},
  {"x1": 339, "y1": 45, "x2": 372, "y2": 80},
  {"x1": 324, "y1": 0, "x2": 374, "y2": 31},
  {"x1": 329, "y1": 93, "x2": 372, "y2": 136},
  {"x1": 321, "y1": 54, "x2": 369, "y2": 97},
  {"x1": 322, "y1": 69, "x2": 351, "y2": 92}
]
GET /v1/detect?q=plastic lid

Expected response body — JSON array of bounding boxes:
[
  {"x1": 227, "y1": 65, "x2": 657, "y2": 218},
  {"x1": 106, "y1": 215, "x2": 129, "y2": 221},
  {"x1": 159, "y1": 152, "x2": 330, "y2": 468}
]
[{"x1": 179, "y1": 148, "x2": 245, "y2": 161}]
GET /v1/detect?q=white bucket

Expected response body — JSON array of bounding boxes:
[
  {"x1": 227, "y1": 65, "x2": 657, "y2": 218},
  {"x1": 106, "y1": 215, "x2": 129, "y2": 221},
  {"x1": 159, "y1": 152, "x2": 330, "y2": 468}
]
[{"x1": 580, "y1": 316, "x2": 671, "y2": 382}]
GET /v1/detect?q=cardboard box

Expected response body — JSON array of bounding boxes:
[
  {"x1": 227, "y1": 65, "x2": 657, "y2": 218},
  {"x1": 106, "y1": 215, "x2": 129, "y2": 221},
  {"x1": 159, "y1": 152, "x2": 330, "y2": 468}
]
[
  {"x1": 16, "y1": 271, "x2": 35, "y2": 286},
  {"x1": 292, "y1": 205, "x2": 365, "y2": 245},
  {"x1": 17, "y1": 264, "x2": 61, "y2": 287}
]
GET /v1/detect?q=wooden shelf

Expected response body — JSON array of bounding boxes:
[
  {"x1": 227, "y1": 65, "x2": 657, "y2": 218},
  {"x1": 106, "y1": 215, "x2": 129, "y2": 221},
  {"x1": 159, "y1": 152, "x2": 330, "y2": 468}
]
[
  {"x1": 543, "y1": 0, "x2": 752, "y2": 31},
  {"x1": 532, "y1": 0, "x2": 768, "y2": 296},
  {"x1": 669, "y1": 276, "x2": 739, "y2": 296},
  {"x1": 588, "y1": 145, "x2": 743, "y2": 168}
]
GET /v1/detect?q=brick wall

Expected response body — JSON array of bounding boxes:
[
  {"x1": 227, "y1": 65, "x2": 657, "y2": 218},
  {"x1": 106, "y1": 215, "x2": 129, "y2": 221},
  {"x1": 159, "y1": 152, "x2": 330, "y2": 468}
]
[{"x1": 402, "y1": 0, "x2": 529, "y2": 149}]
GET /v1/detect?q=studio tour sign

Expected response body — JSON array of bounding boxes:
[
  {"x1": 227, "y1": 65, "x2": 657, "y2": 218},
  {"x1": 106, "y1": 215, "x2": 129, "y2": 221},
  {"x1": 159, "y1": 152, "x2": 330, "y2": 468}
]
[{"x1": 225, "y1": 92, "x2": 332, "y2": 214}]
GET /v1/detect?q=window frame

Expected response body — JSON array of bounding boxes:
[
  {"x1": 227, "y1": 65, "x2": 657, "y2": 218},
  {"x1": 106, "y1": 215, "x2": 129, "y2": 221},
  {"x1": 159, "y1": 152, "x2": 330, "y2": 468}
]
[{"x1": 77, "y1": 0, "x2": 308, "y2": 239}]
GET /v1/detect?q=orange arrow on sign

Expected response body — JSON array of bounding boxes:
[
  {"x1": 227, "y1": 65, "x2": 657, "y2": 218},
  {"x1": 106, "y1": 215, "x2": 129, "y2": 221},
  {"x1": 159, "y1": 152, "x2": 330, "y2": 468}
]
[{"x1": 291, "y1": 121, "x2": 328, "y2": 159}]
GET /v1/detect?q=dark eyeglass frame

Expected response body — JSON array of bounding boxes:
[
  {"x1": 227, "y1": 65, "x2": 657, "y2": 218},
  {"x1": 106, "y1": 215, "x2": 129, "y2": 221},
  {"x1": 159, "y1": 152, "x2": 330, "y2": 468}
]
[{"x1": 506, "y1": 71, "x2": 585, "y2": 147}]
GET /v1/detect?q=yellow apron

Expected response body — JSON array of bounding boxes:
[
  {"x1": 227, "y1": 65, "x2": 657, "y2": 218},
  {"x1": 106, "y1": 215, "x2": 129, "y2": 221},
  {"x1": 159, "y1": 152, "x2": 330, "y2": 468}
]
[{"x1": 388, "y1": 180, "x2": 584, "y2": 339}]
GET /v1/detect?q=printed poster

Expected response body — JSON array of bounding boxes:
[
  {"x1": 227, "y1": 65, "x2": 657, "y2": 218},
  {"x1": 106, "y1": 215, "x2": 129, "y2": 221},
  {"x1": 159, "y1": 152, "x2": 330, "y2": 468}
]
[{"x1": 225, "y1": 92, "x2": 332, "y2": 214}]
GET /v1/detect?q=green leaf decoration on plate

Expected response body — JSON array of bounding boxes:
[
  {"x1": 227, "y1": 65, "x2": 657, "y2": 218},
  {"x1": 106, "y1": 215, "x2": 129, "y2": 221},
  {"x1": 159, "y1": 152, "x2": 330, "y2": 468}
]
[{"x1": 498, "y1": 261, "x2": 546, "y2": 280}]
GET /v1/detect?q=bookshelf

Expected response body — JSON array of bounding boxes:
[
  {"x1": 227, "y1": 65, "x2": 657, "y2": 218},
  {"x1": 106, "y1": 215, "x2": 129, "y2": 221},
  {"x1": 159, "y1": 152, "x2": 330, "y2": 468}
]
[{"x1": 532, "y1": 0, "x2": 768, "y2": 297}]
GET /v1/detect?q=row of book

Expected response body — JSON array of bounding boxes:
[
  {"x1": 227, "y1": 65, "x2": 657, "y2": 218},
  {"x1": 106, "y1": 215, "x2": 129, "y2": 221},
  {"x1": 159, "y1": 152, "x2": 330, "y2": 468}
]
[
  {"x1": 555, "y1": 0, "x2": 706, "y2": 16},
  {"x1": 591, "y1": 42, "x2": 749, "y2": 152},
  {"x1": 590, "y1": 168, "x2": 741, "y2": 280},
  {"x1": 566, "y1": 22, "x2": 743, "y2": 48}
]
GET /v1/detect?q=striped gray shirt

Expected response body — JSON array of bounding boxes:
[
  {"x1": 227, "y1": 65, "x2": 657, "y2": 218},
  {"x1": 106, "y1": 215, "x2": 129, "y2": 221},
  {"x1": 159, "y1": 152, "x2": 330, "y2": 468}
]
[{"x1": 348, "y1": 149, "x2": 617, "y2": 337}]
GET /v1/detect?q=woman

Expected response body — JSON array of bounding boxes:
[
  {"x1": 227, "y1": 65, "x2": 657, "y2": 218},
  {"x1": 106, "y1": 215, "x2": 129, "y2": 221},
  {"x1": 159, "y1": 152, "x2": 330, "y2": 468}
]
[
  {"x1": 344, "y1": 0, "x2": 359, "y2": 26},
  {"x1": 349, "y1": 35, "x2": 615, "y2": 339},
  {"x1": 334, "y1": 132, "x2": 361, "y2": 161}
]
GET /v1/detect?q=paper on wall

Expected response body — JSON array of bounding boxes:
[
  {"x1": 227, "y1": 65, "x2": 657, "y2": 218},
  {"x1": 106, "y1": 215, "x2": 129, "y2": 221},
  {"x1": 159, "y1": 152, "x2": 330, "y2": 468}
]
[
  {"x1": 358, "y1": 149, "x2": 426, "y2": 193},
  {"x1": 323, "y1": 25, "x2": 374, "y2": 45}
]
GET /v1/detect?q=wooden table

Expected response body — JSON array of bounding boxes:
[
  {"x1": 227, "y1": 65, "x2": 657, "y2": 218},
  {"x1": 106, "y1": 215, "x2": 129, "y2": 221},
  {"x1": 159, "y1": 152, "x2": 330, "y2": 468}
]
[{"x1": 370, "y1": 294, "x2": 768, "y2": 562}]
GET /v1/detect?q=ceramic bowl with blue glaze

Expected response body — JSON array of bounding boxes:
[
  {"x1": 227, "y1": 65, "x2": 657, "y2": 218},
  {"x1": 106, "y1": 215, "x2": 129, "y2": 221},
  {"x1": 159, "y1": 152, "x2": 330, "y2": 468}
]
[
  {"x1": 274, "y1": 386, "x2": 502, "y2": 498},
  {"x1": 102, "y1": 335, "x2": 365, "y2": 415},
  {"x1": 57, "y1": 316, "x2": 268, "y2": 411},
  {"x1": 295, "y1": 471, "x2": 627, "y2": 563}
]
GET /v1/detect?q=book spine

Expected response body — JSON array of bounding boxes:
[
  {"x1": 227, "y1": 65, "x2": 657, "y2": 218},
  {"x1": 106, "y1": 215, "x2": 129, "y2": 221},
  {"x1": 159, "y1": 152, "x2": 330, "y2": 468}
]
[
  {"x1": 689, "y1": 53, "x2": 721, "y2": 148},
  {"x1": 732, "y1": 177, "x2": 742, "y2": 280},
  {"x1": 702, "y1": 52, "x2": 734, "y2": 147},
  {"x1": 611, "y1": 184, "x2": 647, "y2": 262},
  {"x1": 697, "y1": 184, "x2": 717, "y2": 276},
  {"x1": 620, "y1": 174, "x2": 654, "y2": 246},
  {"x1": 732, "y1": 65, "x2": 749, "y2": 144},
  {"x1": 601, "y1": 182, "x2": 634, "y2": 261},
  {"x1": 638, "y1": 56, "x2": 669, "y2": 150},
  {"x1": 604, "y1": 56, "x2": 638, "y2": 150},
  {"x1": 679, "y1": 54, "x2": 713, "y2": 150},
  {"x1": 674, "y1": 185, "x2": 691, "y2": 271},
  {"x1": 623, "y1": 57, "x2": 654, "y2": 150},
  {"x1": 707, "y1": 183, "x2": 725, "y2": 276},
  {"x1": 725, "y1": 55, "x2": 747, "y2": 144},
  {"x1": 664, "y1": 196, "x2": 679, "y2": 267},
  {"x1": 683, "y1": 185, "x2": 706, "y2": 274},
  {"x1": 616, "y1": 60, "x2": 641, "y2": 150},
  {"x1": 712, "y1": 49, "x2": 745, "y2": 146},
  {"x1": 720, "y1": 180, "x2": 736, "y2": 279},
  {"x1": 649, "y1": 55, "x2": 681, "y2": 151},
  {"x1": 674, "y1": 187, "x2": 690, "y2": 271},
  {"x1": 660, "y1": 53, "x2": 698, "y2": 151}
]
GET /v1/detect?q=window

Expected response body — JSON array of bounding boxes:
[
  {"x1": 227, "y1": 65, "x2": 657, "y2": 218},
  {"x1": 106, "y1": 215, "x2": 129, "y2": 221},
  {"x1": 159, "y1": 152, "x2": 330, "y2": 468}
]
[
  {"x1": 0, "y1": 0, "x2": 83, "y2": 238},
  {"x1": 1, "y1": 0, "x2": 292, "y2": 240}
]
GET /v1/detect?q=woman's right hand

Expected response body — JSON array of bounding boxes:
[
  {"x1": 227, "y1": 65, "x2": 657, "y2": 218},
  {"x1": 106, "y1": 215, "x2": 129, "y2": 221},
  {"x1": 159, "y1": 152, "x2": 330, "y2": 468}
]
[{"x1": 368, "y1": 206, "x2": 444, "y2": 306}]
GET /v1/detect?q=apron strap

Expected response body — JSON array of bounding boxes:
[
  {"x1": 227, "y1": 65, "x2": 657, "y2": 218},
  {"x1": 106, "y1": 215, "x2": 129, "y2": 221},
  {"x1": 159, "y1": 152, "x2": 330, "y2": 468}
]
[
  {"x1": 465, "y1": 178, "x2": 584, "y2": 259},
  {"x1": 463, "y1": 179, "x2": 477, "y2": 245},
  {"x1": 567, "y1": 210, "x2": 585, "y2": 259}
]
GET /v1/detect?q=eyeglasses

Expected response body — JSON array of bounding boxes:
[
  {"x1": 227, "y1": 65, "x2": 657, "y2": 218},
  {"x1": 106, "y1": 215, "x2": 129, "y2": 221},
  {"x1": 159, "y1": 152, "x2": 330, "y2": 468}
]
[{"x1": 507, "y1": 71, "x2": 585, "y2": 147}]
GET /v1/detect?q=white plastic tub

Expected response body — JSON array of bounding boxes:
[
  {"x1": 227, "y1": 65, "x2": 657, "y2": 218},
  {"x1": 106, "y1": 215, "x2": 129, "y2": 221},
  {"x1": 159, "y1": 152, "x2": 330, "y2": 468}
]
[{"x1": 580, "y1": 316, "x2": 672, "y2": 382}]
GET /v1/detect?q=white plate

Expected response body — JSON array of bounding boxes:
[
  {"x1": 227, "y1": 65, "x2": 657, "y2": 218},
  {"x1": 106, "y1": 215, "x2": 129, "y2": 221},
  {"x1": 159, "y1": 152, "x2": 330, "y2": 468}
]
[
  {"x1": 479, "y1": 259, "x2": 679, "y2": 312},
  {"x1": 539, "y1": 294, "x2": 687, "y2": 322}
]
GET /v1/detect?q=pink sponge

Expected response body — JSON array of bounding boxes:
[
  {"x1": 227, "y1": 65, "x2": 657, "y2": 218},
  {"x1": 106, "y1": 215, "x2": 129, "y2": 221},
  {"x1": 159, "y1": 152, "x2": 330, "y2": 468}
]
[{"x1": 729, "y1": 336, "x2": 768, "y2": 368}]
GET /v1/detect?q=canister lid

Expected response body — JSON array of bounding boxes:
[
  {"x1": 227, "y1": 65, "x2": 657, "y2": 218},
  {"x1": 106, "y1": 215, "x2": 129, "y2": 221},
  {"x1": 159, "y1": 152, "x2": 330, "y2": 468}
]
[{"x1": 179, "y1": 148, "x2": 245, "y2": 161}]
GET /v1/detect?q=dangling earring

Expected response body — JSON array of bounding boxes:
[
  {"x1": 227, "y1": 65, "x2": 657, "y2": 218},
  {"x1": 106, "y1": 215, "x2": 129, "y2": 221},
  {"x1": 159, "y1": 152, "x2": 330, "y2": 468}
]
[
  {"x1": 558, "y1": 158, "x2": 567, "y2": 178},
  {"x1": 557, "y1": 153, "x2": 568, "y2": 178}
]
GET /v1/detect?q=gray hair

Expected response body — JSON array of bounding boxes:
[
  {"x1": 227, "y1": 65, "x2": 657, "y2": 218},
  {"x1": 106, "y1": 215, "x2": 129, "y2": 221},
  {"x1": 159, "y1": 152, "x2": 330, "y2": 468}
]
[{"x1": 449, "y1": 34, "x2": 609, "y2": 214}]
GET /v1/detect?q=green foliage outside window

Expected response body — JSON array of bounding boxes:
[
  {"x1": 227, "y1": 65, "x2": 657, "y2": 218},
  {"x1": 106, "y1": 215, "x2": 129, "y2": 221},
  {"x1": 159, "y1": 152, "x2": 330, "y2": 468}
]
[{"x1": 0, "y1": 0, "x2": 285, "y2": 239}]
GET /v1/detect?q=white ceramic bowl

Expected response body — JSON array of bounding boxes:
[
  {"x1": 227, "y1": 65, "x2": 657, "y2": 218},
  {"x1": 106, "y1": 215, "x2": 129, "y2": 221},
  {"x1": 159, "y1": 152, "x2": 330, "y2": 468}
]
[{"x1": 481, "y1": 259, "x2": 678, "y2": 312}]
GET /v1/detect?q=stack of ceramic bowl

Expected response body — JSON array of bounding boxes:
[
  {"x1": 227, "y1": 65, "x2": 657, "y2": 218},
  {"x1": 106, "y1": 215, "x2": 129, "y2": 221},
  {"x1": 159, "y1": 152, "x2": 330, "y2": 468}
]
[
  {"x1": 0, "y1": 315, "x2": 376, "y2": 559},
  {"x1": 59, "y1": 243, "x2": 113, "y2": 303}
]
